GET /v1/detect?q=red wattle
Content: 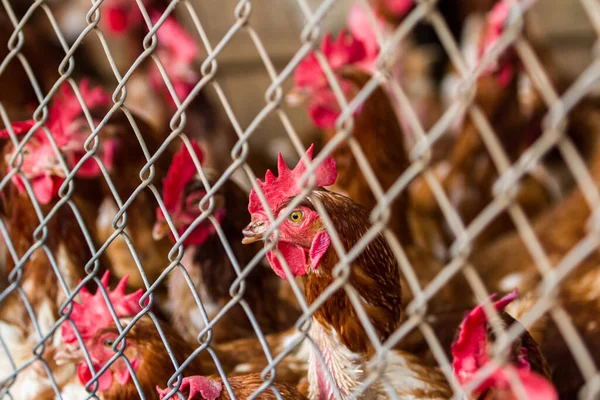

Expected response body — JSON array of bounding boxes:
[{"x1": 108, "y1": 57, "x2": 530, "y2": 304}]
[{"x1": 266, "y1": 242, "x2": 308, "y2": 280}]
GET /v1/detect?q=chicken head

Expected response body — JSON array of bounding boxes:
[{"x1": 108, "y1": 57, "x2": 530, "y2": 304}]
[
  {"x1": 452, "y1": 290, "x2": 558, "y2": 400},
  {"x1": 287, "y1": 30, "x2": 370, "y2": 129},
  {"x1": 242, "y1": 144, "x2": 337, "y2": 279},
  {"x1": 0, "y1": 79, "x2": 113, "y2": 204},
  {"x1": 153, "y1": 140, "x2": 225, "y2": 246}
]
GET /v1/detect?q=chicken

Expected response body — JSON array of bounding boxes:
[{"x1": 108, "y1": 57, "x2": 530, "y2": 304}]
[
  {"x1": 371, "y1": 0, "x2": 497, "y2": 87},
  {"x1": 55, "y1": 83, "x2": 175, "y2": 289},
  {"x1": 502, "y1": 286, "x2": 600, "y2": 400},
  {"x1": 287, "y1": 28, "x2": 469, "y2": 308},
  {"x1": 151, "y1": 140, "x2": 299, "y2": 343},
  {"x1": 0, "y1": 193, "x2": 91, "y2": 399},
  {"x1": 409, "y1": 0, "x2": 560, "y2": 260},
  {"x1": 53, "y1": 270, "x2": 222, "y2": 399},
  {"x1": 54, "y1": 272, "x2": 300, "y2": 399},
  {"x1": 0, "y1": 85, "x2": 116, "y2": 398},
  {"x1": 451, "y1": 290, "x2": 557, "y2": 399},
  {"x1": 353, "y1": 0, "x2": 442, "y2": 136},
  {"x1": 0, "y1": 78, "x2": 173, "y2": 290},
  {"x1": 58, "y1": 316, "x2": 218, "y2": 399},
  {"x1": 288, "y1": 30, "x2": 411, "y2": 243},
  {"x1": 157, "y1": 374, "x2": 307, "y2": 400},
  {"x1": 242, "y1": 146, "x2": 452, "y2": 399}
]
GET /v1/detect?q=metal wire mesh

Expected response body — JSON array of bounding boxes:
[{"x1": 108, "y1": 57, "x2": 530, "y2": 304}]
[{"x1": 0, "y1": 0, "x2": 599, "y2": 399}]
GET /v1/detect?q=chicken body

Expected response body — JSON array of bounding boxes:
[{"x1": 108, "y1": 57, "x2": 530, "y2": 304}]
[
  {"x1": 301, "y1": 190, "x2": 452, "y2": 400},
  {"x1": 92, "y1": 111, "x2": 174, "y2": 289},
  {"x1": 0, "y1": 187, "x2": 107, "y2": 399}
]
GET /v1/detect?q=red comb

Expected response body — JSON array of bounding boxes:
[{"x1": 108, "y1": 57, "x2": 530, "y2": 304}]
[
  {"x1": 149, "y1": 14, "x2": 200, "y2": 107},
  {"x1": 478, "y1": 0, "x2": 517, "y2": 86},
  {"x1": 161, "y1": 140, "x2": 204, "y2": 213},
  {"x1": 383, "y1": 0, "x2": 414, "y2": 17},
  {"x1": 347, "y1": 4, "x2": 382, "y2": 73},
  {"x1": 0, "y1": 121, "x2": 37, "y2": 138},
  {"x1": 248, "y1": 144, "x2": 337, "y2": 217},
  {"x1": 294, "y1": 30, "x2": 367, "y2": 89},
  {"x1": 61, "y1": 271, "x2": 144, "y2": 345},
  {"x1": 53, "y1": 79, "x2": 110, "y2": 129},
  {"x1": 153, "y1": 14, "x2": 198, "y2": 66},
  {"x1": 0, "y1": 80, "x2": 108, "y2": 145},
  {"x1": 102, "y1": 0, "x2": 145, "y2": 34}
]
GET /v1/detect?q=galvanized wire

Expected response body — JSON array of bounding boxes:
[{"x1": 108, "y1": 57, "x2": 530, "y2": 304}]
[{"x1": 0, "y1": 0, "x2": 599, "y2": 399}]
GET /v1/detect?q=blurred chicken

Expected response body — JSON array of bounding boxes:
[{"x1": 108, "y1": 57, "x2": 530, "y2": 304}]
[
  {"x1": 55, "y1": 273, "x2": 302, "y2": 399},
  {"x1": 0, "y1": 192, "x2": 94, "y2": 399},
  {"x1": 468, "y1": 101, "x2": 600, "y2": 398},
  {"x1": 0, "y1": 9, "x2": 61, "y2": 127},
  {"x1": 452, "y1": 290, "x2": 557, "y2": 400},
  {"x1": 409, "y1": 0, "x2": 566, "y2": 260},
  {"x1": 56, "y1": 293, "x2": 217, "y2": 400},
  {"x1": 242, "y1": 146, "x2": 453, "y2": 399},
  {"x1": 0, "y1": 83, "x2": 117, "y2": 398},
  {"x1": 287, "y1": 31, "x2": 412, "y2": 243},
  {"x1": 58, "y1": 86, "x2": 176, "y2": 289},
  {"x1": 369, "y1": 0, "x2": 415, "y2": 27},
  {"x1": 371, "y1": 0, "x2": 498, "y2": 87},
  {"x1": 62, "y1": 317, "x2": 306, "y2": 400},
  {"x1": 503, "y1": 285, "x2": 600, "y2": 399},
  {"x1": 470, "y1": 88, "x2": 600, "y2": 295},
  {"x1": 347, "y1": 2, "x2": 442, "y2": 144},
  {"x1": 152, "y1": 140, "x2": 299, "y2": 343}
]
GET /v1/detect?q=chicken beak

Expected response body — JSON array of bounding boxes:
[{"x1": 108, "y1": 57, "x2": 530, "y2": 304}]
[
  {"x1": 286, "y1": 87, "x2": 310, "y2": 107},
  {"x1": 242, "y1": 220, "x2": 267, "y2": 244},
  {"x1": 50, "y1": 164, "x2": 66, "y2": 178},
  {"x1": 152, "y1": 221, "x2": 170, "y2": 241},
  {"x1": 54, "y1": 344, "x2": 83, "y2": 365}
]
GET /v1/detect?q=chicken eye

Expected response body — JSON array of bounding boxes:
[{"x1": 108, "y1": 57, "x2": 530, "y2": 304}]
[
  {"x1": 103, "y1": 338, "x2": 115, "y2": 348},
  {"x1": 289, "y1": 210, "x2": 303, "y2": 223}
]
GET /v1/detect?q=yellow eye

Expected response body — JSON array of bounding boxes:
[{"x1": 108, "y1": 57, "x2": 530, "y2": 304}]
[
  {"x1": 289, "y1": 210, "x2": 303, "y2": 223},
  {"x1": 103, "y1": 338, "x2": 115, "y2": 348}
]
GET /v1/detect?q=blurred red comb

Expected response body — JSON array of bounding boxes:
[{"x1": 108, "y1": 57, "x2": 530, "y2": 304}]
[
  {"x1": 61, "y1": 271, "x2": 144, "y2": 345},
  {"x1": 0, "y1": 121, "x2": 36, "y2": 139},
  {"x1": 478, "y1": 0, "x2": 518, "y2": 86},
  {"x1": 54, "y1": 79, "x2": 110, "y2": 127},
  {"x1": 162, "y1": 140, "x2": 204, "y2": 213},
  {"x1": 294, "y1": 30, "x2": 367, "y2": 90}
]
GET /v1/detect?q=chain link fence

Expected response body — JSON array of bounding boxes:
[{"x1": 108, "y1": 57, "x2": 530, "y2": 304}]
[{"x1": 0, "y1": 0, "x2": 599, "y2": 399}]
